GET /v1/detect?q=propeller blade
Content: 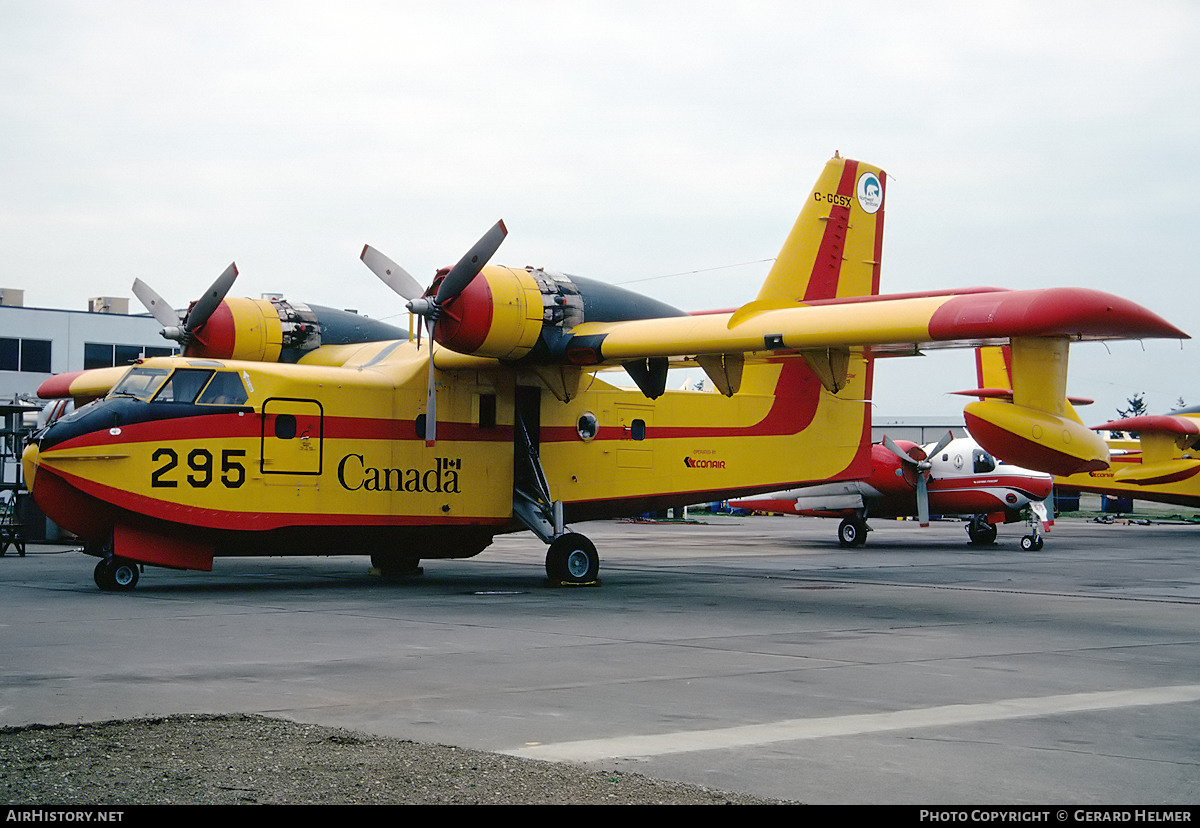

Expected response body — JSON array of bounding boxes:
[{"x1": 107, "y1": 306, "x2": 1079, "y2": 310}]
[
  {"x1": 361, "y1": 244, "x2": 425, "y2": 300},
  {"x1": 435, "y1": 220, "x2": 507, "y2": 304},
  {"x1": 423, "y1": 317, "x2": 437, "y2": 444},
  {"x1": 917, "y1": 473, "x2": 930, "y2": 527},
  {"x1": 185, "y1": 263, "x2": 238, "y2": 332},
  {"x1": 131, "y1": 279, "x2": 180, "y2": 329},
  {"x1": 882, "y1": 435, "x2": 917, "y2": 466},
  {"x1": 928, "y1": 430, "x2": 955, "y2": 459}
]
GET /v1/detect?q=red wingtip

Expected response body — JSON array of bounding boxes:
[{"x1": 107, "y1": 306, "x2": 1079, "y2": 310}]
[{"x1": 37, "y1": 371, "x2": 84, "y2": 399}]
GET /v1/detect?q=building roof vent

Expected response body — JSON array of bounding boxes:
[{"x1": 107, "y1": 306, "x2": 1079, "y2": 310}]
[{"x1": 88, "y1": 296, "x2": 130, "y2": 314}]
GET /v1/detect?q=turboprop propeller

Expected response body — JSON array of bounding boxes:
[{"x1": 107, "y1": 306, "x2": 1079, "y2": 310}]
[
  {"x1": 882, "y1": 430, "x2": 955, "y2": 526},
  {"x1": 361, "y1": 220, "x2": 508, "y2": 444},
  {"x1": 132, "y1": 263, "x2": 239, "y2": 350}
]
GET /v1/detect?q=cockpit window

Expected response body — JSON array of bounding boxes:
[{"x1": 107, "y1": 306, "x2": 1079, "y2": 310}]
[
  {"x1": 153, "y1": 369, "x2": 214, "y2": 404},
  {"x1": 110, "y1": 367, "x2": 171, "y2": 401},
  {"x1": 972, "y1": 448, "x2": 996, "y2": 474},
  {"x1": 196, "y1": 371, "x2": 249, "y2": 406}
]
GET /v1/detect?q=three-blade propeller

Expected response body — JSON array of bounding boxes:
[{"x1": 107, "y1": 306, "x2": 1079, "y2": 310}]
[
  {"x1": 132, "y1": 263, "x2": 239, "y2": 350},
  {"x1": 361, "y1": 220, "x2": 508, "y2": 444},
  {"x1": 882, "y1": 431, "x2": 955, "y2": 527}
]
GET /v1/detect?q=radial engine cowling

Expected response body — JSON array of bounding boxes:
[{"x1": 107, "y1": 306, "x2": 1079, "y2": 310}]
[
  {"x1": 430, "y1": 265, "x2": 684, "y2": 362},
  {"x1": 180, "y1": 297, "x2": 406, "y2": 363}
]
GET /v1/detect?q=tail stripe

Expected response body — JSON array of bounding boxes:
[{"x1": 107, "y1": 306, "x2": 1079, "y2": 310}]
[{"x1": 805, "y1": 159, "x2": 859, "y2": 301}]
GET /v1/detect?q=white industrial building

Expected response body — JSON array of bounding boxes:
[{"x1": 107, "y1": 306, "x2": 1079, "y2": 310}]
[
  {"x1": 1, "y1": 290, "x2": 178, "y2": 506},
  {"x1": 1, "y1": 290, "x2": 175, "y2": 401}
]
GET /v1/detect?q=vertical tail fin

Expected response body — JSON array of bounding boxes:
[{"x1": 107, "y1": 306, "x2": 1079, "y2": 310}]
[
  {"x1": 756, "y1": 154, "x2": 886, "y2": 304},
  {"x1": 727, "y1": 155, "x2": 885, "y2": 415}
]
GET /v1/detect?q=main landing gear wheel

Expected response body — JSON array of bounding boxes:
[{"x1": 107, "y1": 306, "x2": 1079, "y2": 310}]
[
  {"x1": 1020, "y1": 534, "x2": 1044, "y2": 551},
  {"x1": 94, "y1": 557, "x2": 139, "y2": 592},
  {"x1": 370, "y1": 552, "x2": 423, "y2": 578},
  {"x1": 837, "y1": 518, "x2": 868, "y2": 548},
  {"x1": 966, "y1": 516, "x2": 997, "y2": 546},
  {"x1": 545, "y1": 533, "x2": 599, "y2": 584}
]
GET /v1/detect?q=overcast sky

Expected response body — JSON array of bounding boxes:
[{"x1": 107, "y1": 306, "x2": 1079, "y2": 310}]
[{"x1": 3, "y1": 1, "x2": 1197, "y2": 421}]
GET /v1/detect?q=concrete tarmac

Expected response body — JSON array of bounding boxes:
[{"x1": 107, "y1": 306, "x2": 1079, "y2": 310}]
[{"x1": 2, "y1": 513, "x2": 1197, "y2": 805}]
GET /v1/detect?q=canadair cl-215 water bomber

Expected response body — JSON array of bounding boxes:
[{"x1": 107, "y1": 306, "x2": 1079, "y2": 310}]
[{"x1": 24, "y1": 154, "x2": 1187, "y2": 590}]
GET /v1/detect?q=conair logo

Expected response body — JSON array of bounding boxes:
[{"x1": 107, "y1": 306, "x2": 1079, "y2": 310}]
[
  {"x1": 683, "y1": 457, "x2": 726, "y2": 469},
  {"x1": 857, "y1": 172, "x2": 883, "y2": 214}
]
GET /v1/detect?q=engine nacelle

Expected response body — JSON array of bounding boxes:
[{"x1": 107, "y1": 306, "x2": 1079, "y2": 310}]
[
  {"x1": 868, "y1": 441, "x2": 923, "y2": 496},
  {"x1": 181, "y1": 297, "x2": 406, "y2": 363},
  {"x1": 963, "y1": 399, "x2": 1109, "y2": 476},
  {"x1": 433, "y1": 265, "x2": 686, "y2": 362}
]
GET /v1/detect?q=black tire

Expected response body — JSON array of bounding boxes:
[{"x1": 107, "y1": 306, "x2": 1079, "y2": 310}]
[
  {"x1": 967, "y1": 517, "x2": 997, "y2": 546},
  {"x1": 838, "y1": 518, "x2": 868, "y2": 548},
  {"x1": 94, "y1": 557, "x2": 139, "y2": 592},
  {"x1": 545, "y1": 533, "x2": 599, "y2": 583},
  {"x1": 371, "y1": 552, "x2": 422, "y2": 577}
]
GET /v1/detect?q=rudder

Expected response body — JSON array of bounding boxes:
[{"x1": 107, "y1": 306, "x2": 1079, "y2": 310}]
[{"x1": 756, "y1": 154, "x2": 886, "y2": 304}]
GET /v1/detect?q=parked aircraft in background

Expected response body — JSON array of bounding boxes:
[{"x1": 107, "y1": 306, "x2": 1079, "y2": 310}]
[
  {"x1": 730, "y1": 434, "x2": 1054, "y2": 549},
  {"x1": 1056, "y1": 408, "x2": 1200, "y2": 509},
  {"x1": 964, "y1": 346, "x2": 1200, "y2": 511}
]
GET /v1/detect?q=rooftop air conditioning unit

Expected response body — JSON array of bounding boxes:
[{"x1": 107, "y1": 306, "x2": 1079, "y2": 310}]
[{"x1": 89, "y1": 296, "x2": 130, "y2": 314}]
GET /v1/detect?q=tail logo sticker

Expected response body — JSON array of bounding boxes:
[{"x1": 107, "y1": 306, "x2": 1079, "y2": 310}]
[{"x1": 857, "y1": 172, "x2": 883, "y2": 214}]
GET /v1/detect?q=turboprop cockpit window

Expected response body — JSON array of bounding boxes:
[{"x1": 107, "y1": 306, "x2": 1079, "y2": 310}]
[
  {"x1": 153, "y1": 369, "x2": 215, "y2": 404},
  {"x1": 196, "y1": 371, "x2": 249, "y2": 405},
  {"x1": 109, "y1": 367, "x2": 171, "y2": 401},
  {"x1": 973, "y1": 448, "x2": 996, "y2": 474}
]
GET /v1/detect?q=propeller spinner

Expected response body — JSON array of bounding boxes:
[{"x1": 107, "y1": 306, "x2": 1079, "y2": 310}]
[
  {"x1": 361, "y1": 220, "x2": 508, "y2": 444},
  {"x1": 882, "y1": 431, "x2": 955, "y2": 527}
]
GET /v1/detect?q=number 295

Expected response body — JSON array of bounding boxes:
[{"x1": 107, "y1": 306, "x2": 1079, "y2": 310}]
[{"x1": 151, "y1": 448, "x2": 246, "y2": 489}]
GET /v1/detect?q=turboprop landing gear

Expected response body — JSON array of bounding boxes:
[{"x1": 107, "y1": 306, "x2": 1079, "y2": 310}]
[
  {"x1": 512, "y1": 411, "x2": 600, "y2": 586},
  {"x1": 545, "y1": 533, "x2": 600, "y2": 585},
  {"x1": 966, "y1": 515, "x2": 997, "y2": 546},
  {"x1": 838, "y1": 517, "x2": 869, "y2": 547},
  {"x1": 1020, "y1": 502, "x2": 1048, "y2": 551},
  {"x1": 371, "y1": 552, "x2": 423, "y2": 579},
  {"x1": 94, "y1": 557, "x2": 140, "y2": 592}
]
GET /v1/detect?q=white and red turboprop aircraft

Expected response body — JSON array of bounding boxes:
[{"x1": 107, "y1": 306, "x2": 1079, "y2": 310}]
[{"x1": 730, "y1": 434, "x2": 1054, "y2": 549}]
